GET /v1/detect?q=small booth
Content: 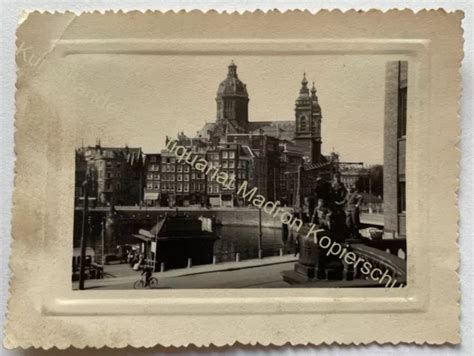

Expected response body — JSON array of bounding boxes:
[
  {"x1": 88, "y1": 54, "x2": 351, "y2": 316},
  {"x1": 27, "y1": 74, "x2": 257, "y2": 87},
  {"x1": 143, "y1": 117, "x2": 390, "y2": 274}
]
[{"x1": 133, "y1": 213, "x2": 217, "y2": 272}]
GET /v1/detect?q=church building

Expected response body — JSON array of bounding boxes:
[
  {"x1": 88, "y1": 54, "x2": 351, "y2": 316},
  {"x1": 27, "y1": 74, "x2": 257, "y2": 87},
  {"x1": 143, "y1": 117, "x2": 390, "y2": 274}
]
[
  {"x1": 198, "y1": 60, "x2": 326, "y2": 165},
  {"x1": 157, "y1": 61, "x2": 336, "y2": 207}
]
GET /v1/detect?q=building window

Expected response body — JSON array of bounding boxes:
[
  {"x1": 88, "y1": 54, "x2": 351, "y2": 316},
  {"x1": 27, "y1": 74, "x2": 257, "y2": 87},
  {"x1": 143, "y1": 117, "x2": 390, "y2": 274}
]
[
  {"x1": 177, "y1": 165, "x2": 183, "y2": 172},
  {"x1": 398, "y1": 86, "x2": 407, "y2": 138},
  {"x1": 229, "y1": 160, "x2": 235, "y2": 168},
  {"x1": 222, "y1": 151, "x2": 228, "y2": 159},
  {"x1": 398, "y1": 181, "x2": 406, "y2": 213},
  {"x1": 177, "y1": 183, "x2": 182, "y2": 192},
  {"x1": 106, "y1": 162, "x2": 112, "y2": 168},
  {"x1": 213, "y1": 185, "x2": 219, "y2": 193},
  {"x1": 177, "y1": 174, "x2": 182, "y2": 181},
  {"x1": 107, "y1": 172, "x2": 113, "y2": 179},
  {"x1": 222, "y1": 161, "x2": 228, "y2": 168},
  {"x1": 184, "y1": 174, "x2": 189, "y2": 181},
  {"x1": 150, "y1": 156, "x2": 156, "y2": 163},
  {"x1": 147, "y1": 182, "x2": 153, "y2": 189},
  {"x1": 184, "y1": 183, "x2": 189, "y2": 192},
  {"x1": 170, "y1": 165, "x2": 175, "y2": 172},
  {"x1": 154, "y1": 174, "x2": 160, "y2": 180},
  {"x1": 229, "y1": 151, "x2": 235, "y2": 159},
  {"x1": 184, "y1": 165, "x2": 189, "y2": 173},
  {"x1": 116, "y1": 162, "x2": 121, "y2": 168},
  {"x1": 171, "y1": 175, "x2": 175, "y2": 181},
  {"x1": 208, "y1": 186, "x2": 212, "y2": 193},
  {"x1": 154, "y1": 182, "x2": 160, "y2": 190},
  {"x1": 191, "y1": 172, "x2": 195, "y2": 179},
  {"x1": 147, "y1": 173, "x2": 153, "y2": 180},
  {"x1": 300, "y1": 116, "x2": 307, "y2": 131}
]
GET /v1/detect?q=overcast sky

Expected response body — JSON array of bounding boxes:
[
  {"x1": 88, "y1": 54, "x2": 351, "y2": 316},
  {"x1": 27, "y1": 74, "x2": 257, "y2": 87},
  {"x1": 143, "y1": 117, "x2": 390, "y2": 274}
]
[{"x1": 42, "y1": 54, "x2": 399, "y2": 164}]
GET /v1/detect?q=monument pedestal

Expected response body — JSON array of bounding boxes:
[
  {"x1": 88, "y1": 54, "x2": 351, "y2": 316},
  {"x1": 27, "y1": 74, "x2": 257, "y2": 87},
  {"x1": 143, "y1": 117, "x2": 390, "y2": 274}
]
[{"x1": 281, "y1": 228, "x2": 345, "y2": 284}]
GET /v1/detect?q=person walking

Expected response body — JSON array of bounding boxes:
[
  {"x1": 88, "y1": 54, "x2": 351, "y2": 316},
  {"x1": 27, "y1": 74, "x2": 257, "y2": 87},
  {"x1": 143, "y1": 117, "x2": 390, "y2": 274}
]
[{"x1": 344, "y1": 185, "x2": 363, "y2": 239}]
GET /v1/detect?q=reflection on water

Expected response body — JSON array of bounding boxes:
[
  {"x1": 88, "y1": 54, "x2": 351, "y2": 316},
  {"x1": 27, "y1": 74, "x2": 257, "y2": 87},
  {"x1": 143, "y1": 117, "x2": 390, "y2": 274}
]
[{"x1": 214, "y1": 225, "x2": 294, "y2": 262}]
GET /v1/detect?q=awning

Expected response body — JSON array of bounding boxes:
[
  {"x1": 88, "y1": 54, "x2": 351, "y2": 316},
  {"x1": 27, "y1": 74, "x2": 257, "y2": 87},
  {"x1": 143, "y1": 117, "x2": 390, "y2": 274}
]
[
  {"x1": 138, "y1": 229, "x2": 155, "y2": 238},
  {"x1": 144, "y1": 192, "x2": 159, "y2": 200},
  {"x1": 132, "y1": 234, "x2": 153, "y2": 242}
]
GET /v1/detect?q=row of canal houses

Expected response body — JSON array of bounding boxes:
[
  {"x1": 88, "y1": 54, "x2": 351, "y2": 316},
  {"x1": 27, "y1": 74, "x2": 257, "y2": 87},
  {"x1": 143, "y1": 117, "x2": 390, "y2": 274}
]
[{"x1": 75, "y1": 134, "x2": 338, "y2": 209}]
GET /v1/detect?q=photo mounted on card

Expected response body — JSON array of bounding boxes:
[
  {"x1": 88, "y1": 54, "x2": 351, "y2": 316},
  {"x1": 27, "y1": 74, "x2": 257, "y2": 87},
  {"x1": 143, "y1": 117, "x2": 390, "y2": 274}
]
[{"x1": 5, "y1": 9, "x2": 462, "y2": 349}]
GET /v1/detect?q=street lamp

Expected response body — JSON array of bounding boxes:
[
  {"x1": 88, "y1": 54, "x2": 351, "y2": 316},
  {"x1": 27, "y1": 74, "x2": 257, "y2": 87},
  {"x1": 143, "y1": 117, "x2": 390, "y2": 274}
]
[{"x1": 78, "y1": 175, "x2": 90, "y2": 290}]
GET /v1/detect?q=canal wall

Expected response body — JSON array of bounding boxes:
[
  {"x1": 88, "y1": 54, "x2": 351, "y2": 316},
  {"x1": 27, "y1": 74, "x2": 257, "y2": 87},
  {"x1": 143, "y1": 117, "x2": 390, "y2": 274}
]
[
  {"x1": 80, "y1": 206, "x2": 291, "y2": 229},
  {"x1": 214, "y1": 208, "x2": 290, "y2": 228}
]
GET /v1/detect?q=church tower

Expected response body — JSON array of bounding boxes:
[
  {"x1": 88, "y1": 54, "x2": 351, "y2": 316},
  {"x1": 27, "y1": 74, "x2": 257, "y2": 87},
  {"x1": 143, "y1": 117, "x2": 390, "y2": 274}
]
[
  {"x1": 294, "y1": 73, "x2": 323, "y2": 163},
  {"x1": 216, "y1": 61, "x2": 249, "y2": 131}
]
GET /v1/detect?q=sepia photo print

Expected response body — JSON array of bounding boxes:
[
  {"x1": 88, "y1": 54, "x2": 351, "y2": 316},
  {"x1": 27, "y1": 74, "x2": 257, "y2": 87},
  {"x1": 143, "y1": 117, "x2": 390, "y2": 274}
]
[{"x1": 72, "y1": 57, "x2": 408, "y2": 290}]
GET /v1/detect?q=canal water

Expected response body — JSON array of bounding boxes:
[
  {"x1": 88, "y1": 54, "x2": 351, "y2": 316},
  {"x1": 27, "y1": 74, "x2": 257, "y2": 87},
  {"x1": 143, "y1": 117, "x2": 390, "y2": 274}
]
[{"x1": 214, "y1": 225, "x2": 295, "y2": 263}]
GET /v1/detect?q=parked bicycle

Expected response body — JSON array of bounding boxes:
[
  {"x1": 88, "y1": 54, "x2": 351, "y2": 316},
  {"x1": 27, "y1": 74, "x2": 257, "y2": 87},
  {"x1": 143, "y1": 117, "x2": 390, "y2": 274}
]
[{"x1": 133, "y1": 275, "x2": 159, "y2": 289}]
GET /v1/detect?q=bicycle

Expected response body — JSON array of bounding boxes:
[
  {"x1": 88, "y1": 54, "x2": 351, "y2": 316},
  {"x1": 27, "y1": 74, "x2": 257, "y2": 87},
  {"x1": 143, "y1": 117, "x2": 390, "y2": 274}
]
[{"x1": 133, "y1": 275, "x2": 159, "y2": 289}]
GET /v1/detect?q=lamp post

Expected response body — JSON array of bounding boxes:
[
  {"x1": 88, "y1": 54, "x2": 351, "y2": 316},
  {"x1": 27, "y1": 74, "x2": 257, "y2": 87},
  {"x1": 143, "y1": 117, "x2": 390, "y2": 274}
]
[
  {"x1": 78, "y1": 176, "x2": 90, "y2": 290},
  {"x1": 258, "y1": 206, "x2": 263, "y2": 258},
  {"x1": 368, "y1": 172, "x2": 373, "y2": 214},
  {"x1": 257, "y1": 160, "x2": 263, "y2": 259},
  {"x1": 101, "y1": 218, "x2": 105, "y2": 266},
  {"x1": 295, "y1": 164, "x2": 302, "y2": 220}
]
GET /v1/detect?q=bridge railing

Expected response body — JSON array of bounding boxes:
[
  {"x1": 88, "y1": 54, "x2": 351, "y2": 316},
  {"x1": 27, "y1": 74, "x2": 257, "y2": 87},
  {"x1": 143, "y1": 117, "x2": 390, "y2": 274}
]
[{"x1": 348, "y1": 243, "x2": 406, "y2": 285}]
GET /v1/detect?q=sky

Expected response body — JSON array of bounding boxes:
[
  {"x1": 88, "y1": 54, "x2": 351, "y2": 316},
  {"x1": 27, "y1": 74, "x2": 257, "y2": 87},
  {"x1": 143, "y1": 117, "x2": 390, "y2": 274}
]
[{"x1": 39, "y1": 54, "x2": 398, "y2": 164}]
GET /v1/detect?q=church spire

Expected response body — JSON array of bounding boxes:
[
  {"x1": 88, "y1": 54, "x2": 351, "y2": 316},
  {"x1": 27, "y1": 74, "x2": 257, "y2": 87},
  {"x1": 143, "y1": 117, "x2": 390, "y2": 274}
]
[
  {"x1": 227, "y1": 60, "x2": 238, "y2": 78},
  {"x1": 300, "y1": 72, "x2": 309, "y2": 95},
  {"x1": 311, "y1": 81, "x2": 317, "y2": 98},
  {"x1": 294, "y1": 73, "x2": 323, "y2": 164}
]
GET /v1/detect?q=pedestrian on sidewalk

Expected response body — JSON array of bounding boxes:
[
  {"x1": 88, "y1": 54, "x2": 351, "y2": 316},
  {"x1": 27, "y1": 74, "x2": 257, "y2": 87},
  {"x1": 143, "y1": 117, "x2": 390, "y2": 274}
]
[{"x1": 292, "y1": 232, "x2": 300, "y2": 257}]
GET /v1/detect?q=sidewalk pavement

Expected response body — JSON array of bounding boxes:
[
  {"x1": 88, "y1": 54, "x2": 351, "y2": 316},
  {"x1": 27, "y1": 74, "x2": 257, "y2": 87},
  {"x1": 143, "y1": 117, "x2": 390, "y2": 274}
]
[{"x1": 73, "y1": 255, "x2": 298, "y2": 290}]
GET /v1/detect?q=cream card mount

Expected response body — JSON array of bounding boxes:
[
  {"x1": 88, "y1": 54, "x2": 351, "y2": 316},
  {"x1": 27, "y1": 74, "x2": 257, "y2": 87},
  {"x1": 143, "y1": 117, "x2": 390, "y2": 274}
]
[{"x1": 4, "y1": 10, "x2": 462, "y2": 348}]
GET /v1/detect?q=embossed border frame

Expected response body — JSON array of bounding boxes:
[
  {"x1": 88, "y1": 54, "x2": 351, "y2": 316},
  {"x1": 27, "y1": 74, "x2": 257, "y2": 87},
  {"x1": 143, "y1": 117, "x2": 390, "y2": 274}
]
[{"x1": 5, "y1": 11, "x2": 462, "y2": 348}]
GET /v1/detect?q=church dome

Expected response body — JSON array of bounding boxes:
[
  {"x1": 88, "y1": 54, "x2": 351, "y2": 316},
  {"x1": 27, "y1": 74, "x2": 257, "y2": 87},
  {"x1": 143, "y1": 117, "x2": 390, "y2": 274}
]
[{"x1": 217, "y1": 61, "x2": 249, "y2": 98}]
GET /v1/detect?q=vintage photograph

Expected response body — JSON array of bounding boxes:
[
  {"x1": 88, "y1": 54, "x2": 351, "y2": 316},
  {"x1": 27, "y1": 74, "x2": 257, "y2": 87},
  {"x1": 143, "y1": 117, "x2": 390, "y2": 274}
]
[
  {"x1": 5, "y1": 10, "x2": 463, "y2": 348},
  {"x1": 72, "y1": 57, "x2": 408, "y2": 290}
]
